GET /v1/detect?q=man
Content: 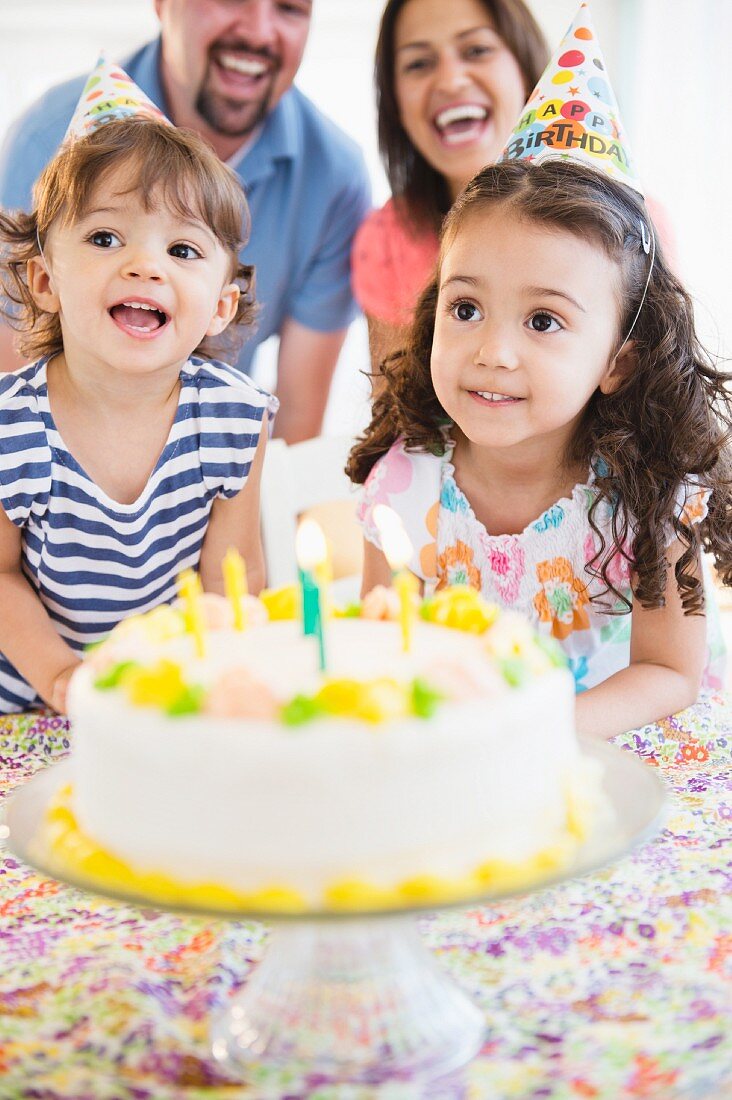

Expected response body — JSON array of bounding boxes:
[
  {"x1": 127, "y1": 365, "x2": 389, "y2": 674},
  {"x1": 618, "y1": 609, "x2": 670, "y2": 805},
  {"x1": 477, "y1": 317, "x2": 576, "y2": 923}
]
[{"x1": 0, "y1": 0, "x2": 371, "y2": 442}]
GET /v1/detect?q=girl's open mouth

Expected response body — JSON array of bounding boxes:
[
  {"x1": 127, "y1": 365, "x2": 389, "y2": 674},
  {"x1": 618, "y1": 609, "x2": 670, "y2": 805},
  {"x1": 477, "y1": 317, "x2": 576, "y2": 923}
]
[{"x1": 109, "y1": 301, "x2": 170, "y2": 339}]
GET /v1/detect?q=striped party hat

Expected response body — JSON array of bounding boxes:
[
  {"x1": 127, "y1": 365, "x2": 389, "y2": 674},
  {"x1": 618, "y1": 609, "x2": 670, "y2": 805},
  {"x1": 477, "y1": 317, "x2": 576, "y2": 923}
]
[{"x1": 64, "y1": 54, "x2": 170, "y2": 144}]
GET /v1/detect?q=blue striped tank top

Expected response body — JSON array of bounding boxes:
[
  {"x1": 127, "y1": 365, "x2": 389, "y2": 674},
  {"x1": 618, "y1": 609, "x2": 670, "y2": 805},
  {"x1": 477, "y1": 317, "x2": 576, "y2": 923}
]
[{"x1": 0, "y1": 356, "x2": 277, "y2": 712}]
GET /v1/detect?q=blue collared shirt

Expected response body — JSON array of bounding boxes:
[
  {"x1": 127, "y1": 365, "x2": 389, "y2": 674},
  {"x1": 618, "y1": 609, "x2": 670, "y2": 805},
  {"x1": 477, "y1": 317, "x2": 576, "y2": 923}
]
[{"x1": 0, "y1": 40, "x2": 371, "y2": 375}]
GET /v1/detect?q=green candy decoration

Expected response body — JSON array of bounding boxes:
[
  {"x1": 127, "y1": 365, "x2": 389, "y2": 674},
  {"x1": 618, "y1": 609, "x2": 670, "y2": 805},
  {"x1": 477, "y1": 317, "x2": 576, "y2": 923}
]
[{"x1": 94, "y1": 661, "x2": 139, "y2": 690}]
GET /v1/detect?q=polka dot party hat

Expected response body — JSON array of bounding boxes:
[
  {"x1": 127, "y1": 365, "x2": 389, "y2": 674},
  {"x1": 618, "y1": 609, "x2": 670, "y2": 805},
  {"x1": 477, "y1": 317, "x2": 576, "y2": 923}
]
[
  {"x1": 63, "y1": 54, "x2": 170, "y2": 144},
  {"x1": 498, "y1": 3, "x2": 643, "y2": 195}
]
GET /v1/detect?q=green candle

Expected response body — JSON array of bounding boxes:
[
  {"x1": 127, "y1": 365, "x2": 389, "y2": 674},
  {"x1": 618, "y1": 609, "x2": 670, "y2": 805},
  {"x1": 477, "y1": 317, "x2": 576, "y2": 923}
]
[
  {"x1": 299, "y1": 567, "x2": 319, "y2": 636},
  {"x1": 296, "y1": 520, "x2": 328, "y2": 670},
  {"x1": 313, "y1": 592, "x2": 327, "y2": 672}
]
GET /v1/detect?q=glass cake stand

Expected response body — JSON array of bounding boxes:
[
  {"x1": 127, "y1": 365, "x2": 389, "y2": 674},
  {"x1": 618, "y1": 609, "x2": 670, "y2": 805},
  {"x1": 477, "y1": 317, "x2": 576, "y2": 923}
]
[{"x1": 5, "y1": 737, "x2": 666, "y2": 1087}]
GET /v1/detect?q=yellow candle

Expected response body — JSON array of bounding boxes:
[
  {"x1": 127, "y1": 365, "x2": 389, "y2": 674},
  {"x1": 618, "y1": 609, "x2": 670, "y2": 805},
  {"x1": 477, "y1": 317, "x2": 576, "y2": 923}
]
[
  {"x1": 373, "y1": 505, "x2": 417, "y2": 652},
  {"x1": 222, "y1": 547, "x2": 248, "y2": 631},
  {"x1": 177, "y1": 568, "x2": 206, "y2": 657},
  {"x1": 394, "y1": 568, "x2": 419, "y2": 652},
  {"x1": 314, "y1": 543, "x2": 333, "y2": 621}
]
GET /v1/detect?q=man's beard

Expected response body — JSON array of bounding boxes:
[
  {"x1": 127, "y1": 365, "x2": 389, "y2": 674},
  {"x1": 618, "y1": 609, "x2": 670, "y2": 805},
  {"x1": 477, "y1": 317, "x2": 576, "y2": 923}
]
[{"x1": 195, "y1": 55, "x2": 278, "y2": 138}]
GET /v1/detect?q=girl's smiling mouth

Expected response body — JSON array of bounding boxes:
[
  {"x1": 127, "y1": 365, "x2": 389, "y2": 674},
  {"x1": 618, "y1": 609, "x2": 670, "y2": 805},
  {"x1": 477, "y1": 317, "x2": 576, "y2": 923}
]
[
  {"x1": 469, "y1": 389, "x2": 524, "y2": 405},
  {"x1": 108, "y1": 299, "x2": 170, "y2": 338}
]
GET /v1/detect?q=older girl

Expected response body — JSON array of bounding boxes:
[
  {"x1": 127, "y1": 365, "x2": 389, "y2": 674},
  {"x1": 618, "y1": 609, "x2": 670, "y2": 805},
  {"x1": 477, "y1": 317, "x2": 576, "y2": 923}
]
[{"x1": 349, "y1": 160, "x2": 730, "y2": 738}]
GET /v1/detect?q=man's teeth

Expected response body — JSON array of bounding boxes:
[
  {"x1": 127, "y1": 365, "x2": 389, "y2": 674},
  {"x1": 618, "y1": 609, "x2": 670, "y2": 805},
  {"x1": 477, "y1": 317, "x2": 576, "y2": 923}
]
[
  {"x1": 435, "y1": 105, "x2": 488, "y2": 130},
  {"x1": 122, "y1": 302, "x2": 159, "y2": 311},
  {"x1": 218, "y1": 54, "x2": 267, "y2": 76}
]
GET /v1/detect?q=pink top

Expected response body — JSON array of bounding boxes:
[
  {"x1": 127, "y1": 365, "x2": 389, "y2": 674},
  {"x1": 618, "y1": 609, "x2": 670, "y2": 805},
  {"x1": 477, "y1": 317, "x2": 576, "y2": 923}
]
[
  {"x1": 351, "y1": 199, "x2": 439, "y2": 327},
  {"x1": 352, "y1": 196, "x2": 677, "y2": 328}
]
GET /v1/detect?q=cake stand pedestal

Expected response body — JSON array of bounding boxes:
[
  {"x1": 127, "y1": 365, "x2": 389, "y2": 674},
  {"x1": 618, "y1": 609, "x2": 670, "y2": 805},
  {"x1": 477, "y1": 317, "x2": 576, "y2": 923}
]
[
  {"x1": 6, "y1": 738, "x2": 666, "y2": 1087},
  {"x1": 211, "y1": 915, "x2": 485, "y2": 1082}
]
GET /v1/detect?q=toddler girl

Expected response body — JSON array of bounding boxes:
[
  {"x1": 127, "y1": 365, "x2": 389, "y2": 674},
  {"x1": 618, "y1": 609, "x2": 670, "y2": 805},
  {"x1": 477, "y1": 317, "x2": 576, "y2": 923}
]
[
  {"x1": 0, "y1": 117, "x2": 276, "y2": 713},
  {"x1": 348, "y1": 159, "x2": 732, "y2": 739}
]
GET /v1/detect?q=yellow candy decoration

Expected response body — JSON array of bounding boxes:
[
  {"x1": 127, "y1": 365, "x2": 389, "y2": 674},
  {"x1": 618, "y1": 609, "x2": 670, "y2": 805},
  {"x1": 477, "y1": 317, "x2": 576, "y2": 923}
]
[
  {"x1": 423, "y1": 586, "x2": 500, "y2": 634},
  {"x1": 259, "y1": 584, "x2": 299, "y2": 621},
  {"x1": 316, "y1": 677, "x2": 410, "y2": 724},
  {"x1": 139, "y1": 605, "x2": 186, "y2": 643},
  {"x1": 123, "y1": 660, "x2": 187, "y2": 709}
]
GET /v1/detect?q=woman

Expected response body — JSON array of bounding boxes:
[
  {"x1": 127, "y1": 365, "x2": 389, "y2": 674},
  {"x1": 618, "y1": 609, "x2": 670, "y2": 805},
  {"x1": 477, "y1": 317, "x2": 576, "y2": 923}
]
[
  {"x1": 354, "y1": 0, "x2": 675, "y2": 373},
  {"x1": 352, "y1": 0, "x2": 548, "y2": 370}
]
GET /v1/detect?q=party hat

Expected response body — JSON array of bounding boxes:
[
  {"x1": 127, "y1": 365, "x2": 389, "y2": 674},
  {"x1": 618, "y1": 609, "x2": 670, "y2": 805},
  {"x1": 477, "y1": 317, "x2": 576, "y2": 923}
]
[
  {"x1": 63, "y1": 54, "x2": 170, "y2": 144},
  {"x1": 498, "y1": 3, "x2": 643, "y2": 195}
]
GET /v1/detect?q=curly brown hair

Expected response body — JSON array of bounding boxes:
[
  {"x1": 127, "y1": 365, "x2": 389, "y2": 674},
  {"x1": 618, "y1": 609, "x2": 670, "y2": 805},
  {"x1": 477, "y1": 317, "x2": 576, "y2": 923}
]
[
  {"x1": 0, "y1": 117, "x2": 257, "y2": 363},
  {"x1": 347, "y1": 159, "x2": 732, "y2": 614}
]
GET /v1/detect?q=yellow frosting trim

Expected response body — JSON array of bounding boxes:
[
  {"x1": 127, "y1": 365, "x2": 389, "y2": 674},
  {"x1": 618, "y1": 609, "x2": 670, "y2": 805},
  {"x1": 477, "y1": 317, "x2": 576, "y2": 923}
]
[
  {"x1": 43, "y1": 786, "x2": 307, "y2": 913},
  {"x1": 39, "y1": 785, "x2": 586, "y2": 914},
  {"x1": 564, "y1": 772, "x2": 596, "y2": 843}
]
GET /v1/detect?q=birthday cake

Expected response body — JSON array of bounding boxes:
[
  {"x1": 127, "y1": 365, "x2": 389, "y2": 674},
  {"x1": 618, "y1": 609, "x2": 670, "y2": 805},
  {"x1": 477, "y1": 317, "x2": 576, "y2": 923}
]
[{"x1": 51, "y1": 587, "x2": 602, "y2": 912}]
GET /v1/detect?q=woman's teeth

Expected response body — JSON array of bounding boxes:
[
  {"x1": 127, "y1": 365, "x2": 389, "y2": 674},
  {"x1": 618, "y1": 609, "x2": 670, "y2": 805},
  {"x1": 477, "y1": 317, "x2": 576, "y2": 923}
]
[
  {"x1": 435, "y1": 105, "x2": 488, "y2": 129},
  {"x1": 435, "y1": 105, "x2": 489, "y2": 145}
]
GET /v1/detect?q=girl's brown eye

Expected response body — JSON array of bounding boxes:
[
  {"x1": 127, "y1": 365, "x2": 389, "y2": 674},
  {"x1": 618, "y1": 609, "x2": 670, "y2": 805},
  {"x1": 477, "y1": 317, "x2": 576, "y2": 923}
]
[
  {"x1": 530, "y1": 312, "x2": 556, "y2": 332},
  {"x1": 455, "y1": 302, "x2": 478, "y2": 321},
  {"x1": 169, "y1": 243, "x2": 201, "y2": 260},
  {"x1": 89, "y1": 230, "x2": 117, "y2": 248}
]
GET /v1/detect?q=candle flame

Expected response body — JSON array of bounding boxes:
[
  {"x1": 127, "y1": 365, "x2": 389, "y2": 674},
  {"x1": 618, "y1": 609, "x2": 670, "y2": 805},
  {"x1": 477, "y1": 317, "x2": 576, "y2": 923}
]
[{"x1": 296, "y1": 518, "x2": 328, "y2": 570}]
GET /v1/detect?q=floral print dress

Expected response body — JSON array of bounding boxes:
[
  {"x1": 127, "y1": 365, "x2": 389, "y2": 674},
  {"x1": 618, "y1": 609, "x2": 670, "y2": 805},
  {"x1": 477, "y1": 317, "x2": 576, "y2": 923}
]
[{"x1": 357, "y1": 437, "x2": 726, "y2": 694}]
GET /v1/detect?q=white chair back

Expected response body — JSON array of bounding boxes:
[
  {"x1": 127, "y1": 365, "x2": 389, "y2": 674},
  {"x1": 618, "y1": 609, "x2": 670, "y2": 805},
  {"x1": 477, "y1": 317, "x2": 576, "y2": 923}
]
[{"x1": 260, "y1": 435, "x2": 360, "y2": 596}]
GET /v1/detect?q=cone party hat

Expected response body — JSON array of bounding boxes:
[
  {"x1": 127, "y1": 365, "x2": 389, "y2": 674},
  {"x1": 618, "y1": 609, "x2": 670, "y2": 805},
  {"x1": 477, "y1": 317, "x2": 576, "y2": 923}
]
[
  {"x1": 498, "y1": 3, "x2": 643, "y2": 195},
  {"x1": 63, "y1": 54, "x2": 170, "y2": 144}
]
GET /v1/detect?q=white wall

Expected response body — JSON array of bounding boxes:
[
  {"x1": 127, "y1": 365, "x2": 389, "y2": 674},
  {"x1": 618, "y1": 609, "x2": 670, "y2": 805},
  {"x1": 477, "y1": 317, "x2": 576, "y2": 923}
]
[{"x1": 0, "y1": 0, "x2": 728, "y2": 434}]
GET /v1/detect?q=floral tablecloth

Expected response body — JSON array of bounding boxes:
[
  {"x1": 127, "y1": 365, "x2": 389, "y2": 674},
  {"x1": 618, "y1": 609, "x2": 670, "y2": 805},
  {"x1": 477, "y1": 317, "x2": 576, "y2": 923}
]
[{"x1": 0, "y1": 701, "x2": 730, "y2": 1100}]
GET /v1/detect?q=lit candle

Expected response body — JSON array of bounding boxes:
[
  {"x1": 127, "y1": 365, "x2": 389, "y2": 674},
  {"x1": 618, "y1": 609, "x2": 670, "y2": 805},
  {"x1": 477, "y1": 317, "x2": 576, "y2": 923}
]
[
  {"x1": 373, "y1": 506, "x2": 418, "y2": 652},
  {"x1": 177, "y1": 567, "x2": 206, "y2": 657},
  {"x1": 314, "y1": 541, "x2": 333, "y2": 622},
  {"x1": 222, "y1": 546, "x2": 248, "y2": 630},
  {"x1": 295, "y1": 519, "x2": 328, "y2": 671},
  {"x1": 394, "y1": 568, "x2": 419, "y2": 652}
]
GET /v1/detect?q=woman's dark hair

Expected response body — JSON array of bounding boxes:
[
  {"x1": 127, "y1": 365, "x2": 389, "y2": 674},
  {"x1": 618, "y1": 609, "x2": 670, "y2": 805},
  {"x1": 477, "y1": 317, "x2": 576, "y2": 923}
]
[
  {"x1": 375, "y1": 0, "x2": 548, "y2": 233},
  {"x1": 347, "y1": 158, "x2": 732, "y2": 614},
  {"x1": 0, "y1": 117, "x2": 257, "y2": 362}
]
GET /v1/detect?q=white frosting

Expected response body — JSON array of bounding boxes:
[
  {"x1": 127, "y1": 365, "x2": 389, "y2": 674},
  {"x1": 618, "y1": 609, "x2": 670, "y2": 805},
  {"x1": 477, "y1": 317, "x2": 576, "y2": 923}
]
[{"x1": 67, "y1": 619, "x2": 578, "y2": 904}]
